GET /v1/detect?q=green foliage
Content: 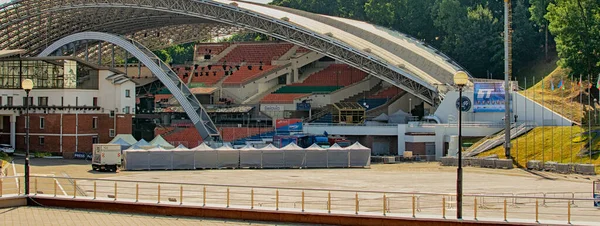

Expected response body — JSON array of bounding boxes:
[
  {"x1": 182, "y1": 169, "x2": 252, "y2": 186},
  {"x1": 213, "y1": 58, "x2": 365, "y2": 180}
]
[
  {"x1": 223, "y1": 32, "x2": 270, "y2": 42},
  {"x1": 272, "y1": 0, "x2": 547, "y2": 79},
  {"x1": 546, "y1": 0, "x2": 600, "y2": 79},
  {"x1": 152, "y1": 43, "x2": 194, "y2": 65},
  {"x1": 33, "y1": 152, "x2": 52, "y2": 158}
]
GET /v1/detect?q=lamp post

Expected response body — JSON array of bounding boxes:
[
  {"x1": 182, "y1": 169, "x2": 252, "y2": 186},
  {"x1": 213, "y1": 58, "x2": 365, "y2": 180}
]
[
  {"x1": 453, "y1": 71, "x2": 469, "y2": 219},
  {"x1": 21, "y1": 79, "x2": 33, "y2": 195}
]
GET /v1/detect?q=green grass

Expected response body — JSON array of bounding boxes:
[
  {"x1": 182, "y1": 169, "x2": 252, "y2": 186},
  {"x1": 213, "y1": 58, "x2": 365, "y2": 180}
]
[
  {"x1": 514, "y1": 50, "x2": 559, "y2": 89},
  {"x1": 477, "y1": 127, "x2": 600, "y2": 173},
  {"x1": 520, "y1": 67, "x2": 594, "y2": 124}
]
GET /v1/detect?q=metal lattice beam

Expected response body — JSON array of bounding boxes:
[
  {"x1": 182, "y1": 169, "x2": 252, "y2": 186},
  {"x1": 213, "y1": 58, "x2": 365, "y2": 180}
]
[
  {"x1": 38, "y1": 32, "x2": 221, "y2": 142},
  {"x1": 0, "y1": 0, "x2": 439, "y2": 104}
]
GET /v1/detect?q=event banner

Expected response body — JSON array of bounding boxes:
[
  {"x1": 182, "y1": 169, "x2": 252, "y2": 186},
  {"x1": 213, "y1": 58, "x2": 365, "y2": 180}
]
[{"x1": 473, "y1": 82, "x2": 507, "y2": 112}]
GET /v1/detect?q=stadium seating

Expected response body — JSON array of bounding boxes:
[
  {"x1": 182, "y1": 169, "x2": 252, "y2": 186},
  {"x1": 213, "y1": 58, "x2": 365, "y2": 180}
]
[
  {"x1": 369, "y1": 86, "x2": 403, "y2": 99},
  {"x1": 196, "y1": 43, "x2": 231, "y2": 58},
  {"x1": 222, "y1": 65, "x2": 277, "y2": 85},
  {"x1": 274, "y1": 86, "x2": 341, "y2": 94},
  {"x1": 293, "y1": 64, "x2": 367, "y2": 87},
  {"x1": 260, "y1": 93, "x2": 309, "y2": 104},
  {"x1": 296, "y1": 47, "x2": 311, "y2": 53},
  {"x1": 161, "y1": 126, "x2": 276, "y2": 145},
  {"x1": 219, "y1": 43, "x2": 294, "y2": 64},
  {"x1": 190, "y1": 69, "x2": 225, "y2": 86}
]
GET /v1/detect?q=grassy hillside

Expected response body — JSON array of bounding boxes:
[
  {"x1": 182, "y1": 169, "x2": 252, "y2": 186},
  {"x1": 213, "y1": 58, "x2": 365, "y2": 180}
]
[
  {"x1": 514, "y1": 51, "x2": 559, "y2": 89},
  {"x1": 520, "y1": 67, "x2": 594, "y2": 124},
  {"x1": 477, "y1": 127, "x2": 600, "y2": 172}
]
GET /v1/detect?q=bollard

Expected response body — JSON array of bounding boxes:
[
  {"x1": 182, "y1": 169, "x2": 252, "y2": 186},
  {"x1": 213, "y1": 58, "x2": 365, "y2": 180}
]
[
  {"x1": 301, "y1": 190, "x2": 305, "y2": 212},
  {"x1": 412, "y1": 195, "x2": 416, "y2": 218},
  {"x1": 568, "y1": 201, "x2": 571, "y2": 224},
  {"x1": 227, "y1": 187, "x2": 230, "y2": 208},
  {"x1": 355, "y1": 193, "x2": 359, "y2": 214},
  {"x1": 571, "y1": 193, "x2": 575, "y2": 205},
  {"x1": 17, "y1": 178, "x2": 20, "y2": 195},
  {"x1": 157, "y1": 184, "x2": 161, "y2": 203},
  {"x1": 474, "y1": 198, "x2": 478, "y2": 220},
  {"x1": 114, "y1": 182, "x2": 117, "y2": 201},
  {"x1": 73, "y1": 180, "x2": 77, "y2": 198},
  {"x1": 276, "y1": 189, "x2": 279, "y2": 211},
  {"x1": 180, "y1": 185, "x2": 183, "y2": 205},
  {"x1": 327, "y1": 192, "x2": 331, "y2": 213},
  {"x1": 535, "y1": 199, "x2": 539, "y2": 223},
  {"x1": 135, "y1": 183, "x2": 139, "y2": 202},
  {"x1": 203, "y1": 186, "x2": 206, "y2": 206},
  {"x1": 251, "y1": 188, "x2": 254, "y2": 209},
  {"x1": 53, "y1": 180, "x2": 57, "y2": 197},
  {"x1": 93, "y1": 181, "x2": 96, "y2": 200},
  {"x1": 442, "y1": 197, "x2": 446, "y2": 219},
  {"x1": 503, "y1": 199, "x2": 507, "y2": 221},
  {"x1": 383, "y1": 193, "x2": 387, "y2": 216},
  {"x1": 543, "y1": 193, "x2": 546, "y2": 206},
  {"x1": 34, "y1": 178, "x2": 37, "y2": 195}
]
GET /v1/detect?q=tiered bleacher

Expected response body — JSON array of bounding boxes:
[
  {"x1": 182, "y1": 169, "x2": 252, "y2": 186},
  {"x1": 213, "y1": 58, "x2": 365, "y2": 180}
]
[
  {"x1": 260, "y1": 64, "x2": 367, "y2": 104},
  {"x1": 196, "y1": 43, "x2": 231, "y2": 58},
  {"x1": 222, "y1": 65, "x2": 277, "y2": 85},
  {"x1": 218, "y1": 43, "x2": 294, "y2": 64},
  {"x1": 358, "y1": 86, "x2": 405, "y2": 110}
]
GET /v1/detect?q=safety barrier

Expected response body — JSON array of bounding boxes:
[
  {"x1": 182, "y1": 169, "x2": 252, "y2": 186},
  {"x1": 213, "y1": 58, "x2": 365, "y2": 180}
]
[{"x1": 5, "y1": 175, "x2": 595, "y2": 225}]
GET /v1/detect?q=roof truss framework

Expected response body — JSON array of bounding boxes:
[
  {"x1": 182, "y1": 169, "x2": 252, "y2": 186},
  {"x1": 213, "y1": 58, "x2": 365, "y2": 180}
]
[
  {"x1": 0, "y1": 0, "x2": 439, "y2": 104},
  {"x1": 38, "y1": 31, "x2": 221, "y2": 142}
]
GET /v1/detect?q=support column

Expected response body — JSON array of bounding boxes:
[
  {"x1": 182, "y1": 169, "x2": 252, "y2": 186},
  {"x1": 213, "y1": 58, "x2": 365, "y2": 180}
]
[
  {"x1": 10, "y1": 115, "x2": 16, "y2": 149},
  {"x1": 397, "y1": 124, "x2": 406, "y2": 156}
]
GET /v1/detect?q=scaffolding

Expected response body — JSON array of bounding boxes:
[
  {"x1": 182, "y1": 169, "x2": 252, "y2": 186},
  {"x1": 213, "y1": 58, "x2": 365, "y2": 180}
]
[{"x1": 332, "y1": 102, "x2": 365, "y2": 124}]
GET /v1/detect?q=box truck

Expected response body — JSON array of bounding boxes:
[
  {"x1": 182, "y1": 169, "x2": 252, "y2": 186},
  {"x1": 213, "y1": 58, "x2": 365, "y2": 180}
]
[{"x1": 92, "y1": 144, "x2": 122, "y2": 172}]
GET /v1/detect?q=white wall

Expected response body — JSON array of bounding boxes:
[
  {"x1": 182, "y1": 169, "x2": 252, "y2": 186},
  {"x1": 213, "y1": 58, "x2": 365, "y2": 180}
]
[
  {"x1": 98, "y1": 70, "x2": 136, "y2": 114},
  {"x1": 434, "y1": 90, "x2": 572, "y2": 126}
]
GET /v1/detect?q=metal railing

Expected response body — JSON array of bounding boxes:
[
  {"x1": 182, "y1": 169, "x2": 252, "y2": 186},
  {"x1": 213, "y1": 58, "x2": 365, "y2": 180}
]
[{"x1": 0, "y1": 175, "x2": 592, "y2": 225}]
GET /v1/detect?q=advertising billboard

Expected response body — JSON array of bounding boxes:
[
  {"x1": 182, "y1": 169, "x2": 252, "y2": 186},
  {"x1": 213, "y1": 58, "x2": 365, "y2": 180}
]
[
  {"x1": 275, "y1": 119, "x2": 303, "y2": 132},
  {"x1": 473, "y1": 82, "x2": 507, "y2": 113}
]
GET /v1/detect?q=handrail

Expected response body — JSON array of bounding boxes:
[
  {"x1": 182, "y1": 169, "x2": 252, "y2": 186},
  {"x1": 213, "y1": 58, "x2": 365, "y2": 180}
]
[{"x1": 27, "y1": 175, "x2": 598, "y2": 201}]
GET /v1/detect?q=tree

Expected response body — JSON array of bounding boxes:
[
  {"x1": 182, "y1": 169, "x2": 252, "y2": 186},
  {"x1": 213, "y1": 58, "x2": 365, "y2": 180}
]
[
  {"x1": 546, "y1": 0, "x2": 600, "y2": 78},
  {"x1": 530, "y1": 0, "x2": 555, "y2": 60},
  {"x1": 512, "y1": 0, "x2": 542, "y2": 69}
]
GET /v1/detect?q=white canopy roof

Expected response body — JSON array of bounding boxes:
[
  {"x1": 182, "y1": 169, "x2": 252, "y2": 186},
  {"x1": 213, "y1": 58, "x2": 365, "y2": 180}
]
[
  {"x1": 147, "y1": 146, "x2": 167, "y2": 151},
  {"x1": 192, "y1": 143, "x2": 214, "y2": 151},
  {"x1": 280, "y1": 143, "x2": 303, "y2": 150},
  {"x1": 328, "y1": 143, "x2": 344, "y2": 150},
  {"x1": 346, "y1": 142, "x2": 370, "y2": 150},
  {"x1": 216, "y1": 144, "x2": 235, "y2": 150},
  {"x1": 305, "y1": 143, "x2": 326, "y2": 151},
  {"x1": 260, "y1": 144, "x2": 280, "y2": 150},
  {"x1": 109, "y1": 134, "x2": 137, "y2": 145},
  {"x1": 149, "y1": 135, "x2": 175, "y2": 149},
  {"x1": 172, "y1": 144, "x2": 189, "y2": 151},
  {"x1": 240, "y1": 144, "x2": 258, "y2": 150}
]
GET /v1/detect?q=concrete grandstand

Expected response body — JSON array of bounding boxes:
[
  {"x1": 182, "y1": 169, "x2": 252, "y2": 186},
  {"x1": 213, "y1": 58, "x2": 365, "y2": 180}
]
[{"x1": 0, "y1": 0, "x2": 571, "y2": 160}]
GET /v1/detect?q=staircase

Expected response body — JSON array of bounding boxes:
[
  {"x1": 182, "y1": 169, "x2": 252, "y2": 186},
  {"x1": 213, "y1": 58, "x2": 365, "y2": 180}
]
[
  {"x1": 340, "y1": 82, "x2": 383, "y2": 103},
  {"x1": 465, "y1": 123, "x2": 533, "y2": 157},
  {"x1": 305, "y1": 104, "x2": 334, "y2": 123},
  {"x1": 366, "y1": 92, "x2": 406, "y2": 117}
]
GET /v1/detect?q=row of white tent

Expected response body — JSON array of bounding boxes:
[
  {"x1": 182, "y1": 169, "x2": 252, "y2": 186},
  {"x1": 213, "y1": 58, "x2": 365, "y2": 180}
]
[{"x1": 123, "y1": 142, "x2": 371, "y2": 170}]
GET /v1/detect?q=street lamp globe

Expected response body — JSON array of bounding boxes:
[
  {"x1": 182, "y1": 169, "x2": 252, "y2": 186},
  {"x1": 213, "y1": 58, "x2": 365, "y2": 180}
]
[
  {"x1": 22, "y1": 79, "x2": 34, "y2": 91},
  {"x1": 453, "y1": 71, "x2": 469, "y2": 87}
]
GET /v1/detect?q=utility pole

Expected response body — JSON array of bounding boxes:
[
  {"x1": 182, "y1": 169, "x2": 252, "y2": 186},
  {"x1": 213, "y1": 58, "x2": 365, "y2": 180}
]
[{"x1": 504, "y1": 0, "x2": 513, "y2": 159}]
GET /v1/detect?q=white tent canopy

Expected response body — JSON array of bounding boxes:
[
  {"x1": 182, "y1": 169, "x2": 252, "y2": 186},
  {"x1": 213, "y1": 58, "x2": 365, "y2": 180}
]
[
  {"x1": 150, "y1": 135, "x2": 175, "y2": 149},
  {"x1": 109, "y1": 134, "x2": 137, "y2": 145},
  {"x1": 192, "y1": 143, "x2": 214, "y2": 151}
]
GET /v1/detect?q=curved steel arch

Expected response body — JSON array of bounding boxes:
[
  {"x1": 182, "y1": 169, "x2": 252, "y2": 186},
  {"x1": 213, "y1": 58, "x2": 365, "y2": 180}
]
[
  {"x1": 1, "y1": 0, "x2": 439, "y2": 104},
  {"x1": 38, "y1": 32, "x2": 221, "y2": 142}
]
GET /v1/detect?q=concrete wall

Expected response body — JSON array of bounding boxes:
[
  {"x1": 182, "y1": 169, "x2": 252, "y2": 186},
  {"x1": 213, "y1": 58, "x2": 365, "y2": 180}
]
[
  {"x1": 387, "y1": 92, "x2": 424, "y2": 115},
  {"x1": 435, "y1": 91, "x2": 572, "y2": 126}
]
